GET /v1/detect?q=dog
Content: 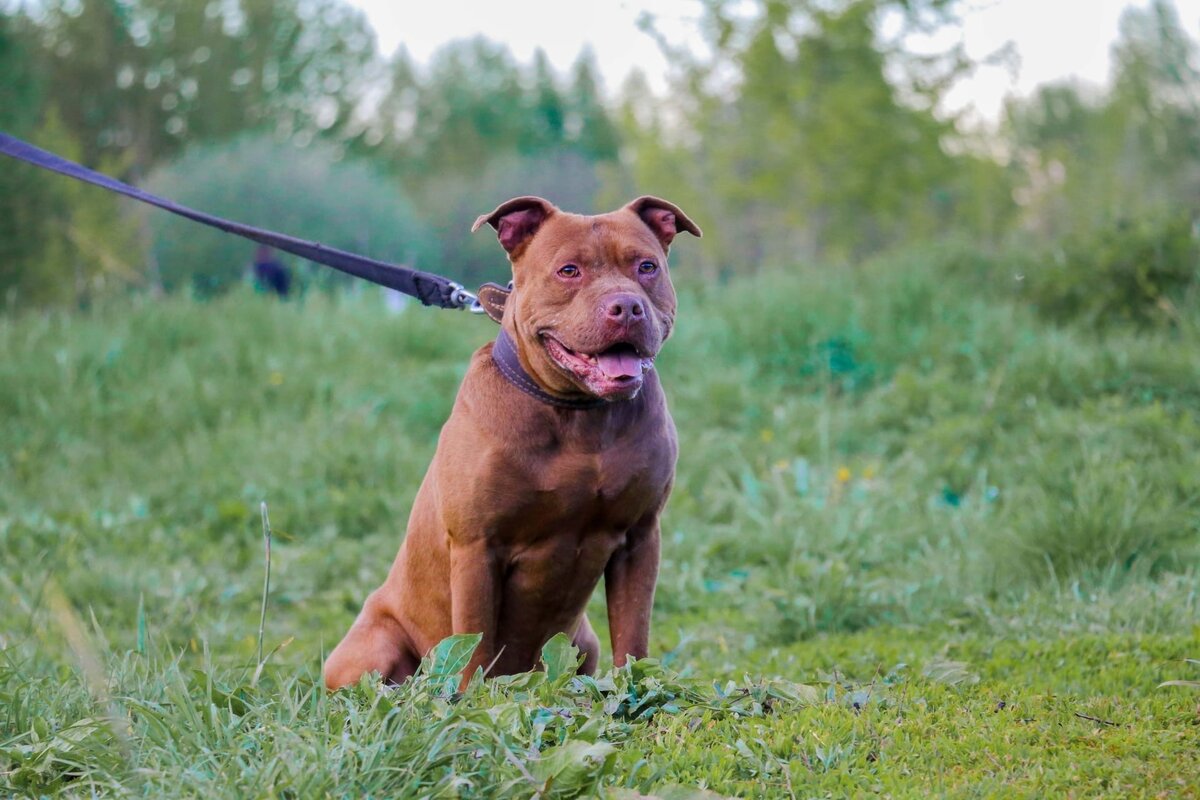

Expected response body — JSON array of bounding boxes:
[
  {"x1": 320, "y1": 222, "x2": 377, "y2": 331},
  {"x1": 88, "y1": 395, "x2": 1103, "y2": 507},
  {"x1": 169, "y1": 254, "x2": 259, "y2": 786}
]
[{"x1": 324, "y1": 195, "x2": 701, "y2": 689}]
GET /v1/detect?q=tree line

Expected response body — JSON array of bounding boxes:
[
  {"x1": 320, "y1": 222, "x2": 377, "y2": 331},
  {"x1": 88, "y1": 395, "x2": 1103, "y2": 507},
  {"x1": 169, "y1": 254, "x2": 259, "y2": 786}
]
[{"x1": 1, "y1": 0, "x2": 1198, "y2": 306}]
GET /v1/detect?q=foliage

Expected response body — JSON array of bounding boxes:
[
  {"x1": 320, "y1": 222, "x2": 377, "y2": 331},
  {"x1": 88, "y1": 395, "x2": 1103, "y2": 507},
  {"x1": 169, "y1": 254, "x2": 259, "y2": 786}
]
[
  {"x1": 376, "y1": 41, "x2": 619, "y2": 179},
  {"x1": 145, "y1": 134, "x2": 437, "y2": 295},
  {"x1": 0, "y1": 111, "x2": 139, "y2": 308},
  {"x1": 623, "y1": 0, "x2": 1009, "y2": 269},
  {"x1": 6, "y1": 0, "x2": 1200, "y2": 308},
  {"x1": 12, "y1": 0, "x2": 382, "y2": 173},
  {"x1": 1023, "y1": 214, "x2": 1200, "y2": 329},
  {"x1": 371, "y1": 40, "x2": 623, "y2": 282},
  {"x1": 2, "y1": 250, "x2": 1200, "y2": 794},
  {"x1": 0, "y1": 16, "x2": 139, "y2": 308},
  {"x1": 2, "y1": 8, "x2": 628, "y2": 298},
  {"x1": 421, "y1": 147, "x2": 616, "y2": 286},
  {"x1": 1006, "y1": 1, "x2": 1200, "y2": 237}
]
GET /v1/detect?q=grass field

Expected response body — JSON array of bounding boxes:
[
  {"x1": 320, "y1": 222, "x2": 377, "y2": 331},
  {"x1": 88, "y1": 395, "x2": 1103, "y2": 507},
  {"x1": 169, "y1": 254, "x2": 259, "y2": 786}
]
[{"x1": 2, "y1": 250, "x2": 1199, "y2": 797}]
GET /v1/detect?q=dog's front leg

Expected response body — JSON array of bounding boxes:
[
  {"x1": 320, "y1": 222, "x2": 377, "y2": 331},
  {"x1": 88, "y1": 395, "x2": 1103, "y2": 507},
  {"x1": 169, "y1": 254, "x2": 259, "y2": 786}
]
[
  {"x1": 449, "y1": 538, "x2": 502, "y2": 689},
  {"x1": 605, "y1": 515, "x2": 661, "y2": 667}
]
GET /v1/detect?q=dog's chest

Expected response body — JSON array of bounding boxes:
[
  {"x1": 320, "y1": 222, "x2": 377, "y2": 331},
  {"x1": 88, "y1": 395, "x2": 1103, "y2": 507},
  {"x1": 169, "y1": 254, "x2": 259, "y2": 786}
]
[
  {"x1": 499, "y1": 442, "x2": 667, "y2": 596},
  {"x1": 525, "y1": 438, "x2": 669, "y2": 534}
]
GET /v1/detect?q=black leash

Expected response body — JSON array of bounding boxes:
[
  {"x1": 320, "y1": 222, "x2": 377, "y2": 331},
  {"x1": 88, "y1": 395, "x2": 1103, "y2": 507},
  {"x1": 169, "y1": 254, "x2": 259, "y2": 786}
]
[
  {"x1": 0, "y1": 131, "x2": 483, "y2": 312},
  {"x1": 0, "y1": 131, "x2": 624, "y2": 410}
]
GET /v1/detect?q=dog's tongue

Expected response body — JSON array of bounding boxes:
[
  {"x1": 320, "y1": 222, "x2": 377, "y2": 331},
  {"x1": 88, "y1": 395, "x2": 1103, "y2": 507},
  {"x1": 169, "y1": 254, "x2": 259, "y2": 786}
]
[{"x1": 596, "y1": 349, "x2": 643, "y2": 379}]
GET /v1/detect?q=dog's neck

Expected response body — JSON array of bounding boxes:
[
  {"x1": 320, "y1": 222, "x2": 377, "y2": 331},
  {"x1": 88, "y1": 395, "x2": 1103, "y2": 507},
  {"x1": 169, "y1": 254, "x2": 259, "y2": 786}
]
[{"x1": 492, "y1": 329, "x2": 610, "y2": 410}]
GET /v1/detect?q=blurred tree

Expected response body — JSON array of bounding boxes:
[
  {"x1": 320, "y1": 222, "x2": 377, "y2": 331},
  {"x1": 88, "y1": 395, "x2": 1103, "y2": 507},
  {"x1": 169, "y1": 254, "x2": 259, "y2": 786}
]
[
  {"x1": 0, "y1": 13, "x2": 49, "y2": 304},
  {"x1": 145, "y1": 135, "x2": 437, "y2": 295},
  {"x1": 421, "y1": 148, "x2": 610, "y2": 285},
  {"x1": 1005, "y1": 83, "x2": 1107, "y2": 237},
  {"x1": 391, "y1": 37, "x2": 527, "y2": 178},
  {"x1": 0, "y1": 111, "x2": 140, "y2": 307},
  {"x1": 4, "y1": 5, "x2": 633, "y2": 303},
  {"x1": 0, "y1": 13, "x2": 40, "y2": 133},
  {"x1": 524, "y1": 49, "x2": 567, "y2": 154},
  {"x1": 367, "y1": 38, "x2": 625, "y2": 282},
  {"x1": 0, "y1": 15, "x2": 138, "y2": 308},
  {"x1": 626, "y1": 0, "x2": 1013, "y2": 268},
  {"x1": 374, "y1": 39, "x2": 622, "y2": 179},
  {"x1": 1108, "y1": 0, "x2": 1200, "y2": 214},
  {"x1": 565, "y1": 49, "x2": 620, "y2": 161},
  {"x1": 1007, "y1": 0, "x2": 1200, "y2": 236},
  {"x1": 16, "y1": 0, "x2": 383, "y2": 176},
  {"x1": 364, "y1": 45, "x2": 420, "y2": 162}
]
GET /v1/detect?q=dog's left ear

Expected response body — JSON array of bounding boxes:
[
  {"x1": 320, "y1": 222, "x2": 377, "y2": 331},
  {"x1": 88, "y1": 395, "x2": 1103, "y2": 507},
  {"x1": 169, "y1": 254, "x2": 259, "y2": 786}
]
[
  {"x1": 626, "y1": 196, "x2": 702, "y2": 248},
  {"x1": 472, "y1": 196, "x2": 558, "y2": 255}
]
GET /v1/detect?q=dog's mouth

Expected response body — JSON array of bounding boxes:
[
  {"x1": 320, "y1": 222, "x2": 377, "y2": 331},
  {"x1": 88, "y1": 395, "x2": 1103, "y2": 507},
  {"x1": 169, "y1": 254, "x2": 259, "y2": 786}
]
[{"x1": 541, "y1": 335, "x2": 655, "y2": 400}]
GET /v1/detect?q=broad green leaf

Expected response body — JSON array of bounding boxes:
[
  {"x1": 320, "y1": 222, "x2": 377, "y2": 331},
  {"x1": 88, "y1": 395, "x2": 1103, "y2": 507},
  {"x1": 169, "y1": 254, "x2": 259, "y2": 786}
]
[
  {"x1": 533, "y1": 739, "x2": 617, "y2": 785},
  {"x1": 426, "y1": 632, "x2": 482, "y2": 677},
  {"x1": 766, "y1": 680, "x2": 821, "y2": 705},
  {"x1": 540, "y1": 633, "x2": 581, "y2": 683}
]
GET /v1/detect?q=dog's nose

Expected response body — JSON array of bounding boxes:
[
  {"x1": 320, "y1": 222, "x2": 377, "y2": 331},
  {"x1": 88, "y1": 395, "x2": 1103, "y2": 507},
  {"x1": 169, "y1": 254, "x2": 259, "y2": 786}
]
[{"x1": 603, "y1": 293, "x2": 645, "y2": 325}]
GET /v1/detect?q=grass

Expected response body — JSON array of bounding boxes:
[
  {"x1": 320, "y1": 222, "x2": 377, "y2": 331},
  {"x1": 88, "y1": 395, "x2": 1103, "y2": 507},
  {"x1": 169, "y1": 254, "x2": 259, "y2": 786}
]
[{"x1": 2, "y1": 249, "x2": 1199, "y2": 797}]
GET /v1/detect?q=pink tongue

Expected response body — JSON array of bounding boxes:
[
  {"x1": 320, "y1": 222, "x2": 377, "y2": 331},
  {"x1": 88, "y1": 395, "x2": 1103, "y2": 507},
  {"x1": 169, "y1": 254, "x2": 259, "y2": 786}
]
[{"x1": 597, "y1": 350, "x2": 643, "y2": 379}]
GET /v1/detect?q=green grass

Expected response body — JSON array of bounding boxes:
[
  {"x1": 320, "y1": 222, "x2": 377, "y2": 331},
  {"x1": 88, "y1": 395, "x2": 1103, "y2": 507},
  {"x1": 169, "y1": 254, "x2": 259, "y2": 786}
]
[{"x1": 2, "y1": 252, "x2": 1199, "y2": 797}]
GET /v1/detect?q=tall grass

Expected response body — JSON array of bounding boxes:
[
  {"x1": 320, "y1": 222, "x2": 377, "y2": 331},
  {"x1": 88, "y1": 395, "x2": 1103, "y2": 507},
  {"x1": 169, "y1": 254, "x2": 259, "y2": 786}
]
[
  {"x1": 1, "y1": 249, "x2": 1198, "y2": 795},
  {"x1": 3, "y1": 253, "x2": 1198, "y2": 655}
]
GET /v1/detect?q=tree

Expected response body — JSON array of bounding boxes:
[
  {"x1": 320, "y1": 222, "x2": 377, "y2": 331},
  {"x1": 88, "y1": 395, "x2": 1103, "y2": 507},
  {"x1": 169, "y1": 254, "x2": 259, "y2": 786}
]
[
  {"x1": 17, "y1": 0, "x2": 383, "y2": 177},
  {"x1": 0, "y1": 15, "x2": 138, "y2": 308},
  {"x1": 626, "y1": 0, "x2": 984, "y2": 268},
  {"x1": 1006, "y1": 0, "x2": 1200, "y2": 236},
  {"x1": 364, "y1": 39, "x2": 627, "y2": 283},
  {"x1": 565, "y1": 49, "x2": 619, "y2": 161},
  {"x1": 392, "y1": 37, "x2": 527, "y2": 178},
  {"x1": 145, "y1": 134, "x2": 437, "y2": 295},
  {"x1": 525, "y1": 49, "x2": 566, "y2": 154},
  {"x1": 1107, "y1": 0, "x2": 1200, "y2": 219}
]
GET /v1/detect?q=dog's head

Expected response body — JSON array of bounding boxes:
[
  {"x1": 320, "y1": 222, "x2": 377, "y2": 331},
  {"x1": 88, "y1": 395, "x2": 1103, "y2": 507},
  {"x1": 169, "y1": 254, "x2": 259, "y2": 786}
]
[{"x1": 473, "y1": 196, "x2": 701, "y2": 402}]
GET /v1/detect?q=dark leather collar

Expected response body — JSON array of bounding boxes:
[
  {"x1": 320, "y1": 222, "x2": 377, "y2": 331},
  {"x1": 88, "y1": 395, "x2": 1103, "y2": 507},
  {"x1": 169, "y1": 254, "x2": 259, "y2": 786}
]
[{"x1": 492, "y1": 328, "x2": 609, "y2": 410}]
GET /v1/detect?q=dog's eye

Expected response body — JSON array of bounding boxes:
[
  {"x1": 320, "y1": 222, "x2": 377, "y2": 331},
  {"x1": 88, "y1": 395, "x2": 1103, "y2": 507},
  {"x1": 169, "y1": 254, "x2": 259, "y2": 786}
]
[
  {"x1": 557, "y1": 264, "x2": 581, "y2": 278},
  {"x1": 638, "y1": 260, "x2": 658, "y2": 275}
]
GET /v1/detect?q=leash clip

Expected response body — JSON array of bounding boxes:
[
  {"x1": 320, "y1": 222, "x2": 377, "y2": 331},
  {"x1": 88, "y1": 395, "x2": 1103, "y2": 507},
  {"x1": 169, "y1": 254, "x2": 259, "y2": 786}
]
[{"x1": 448, "y1": 282, "x2": 486, "y2": 314}]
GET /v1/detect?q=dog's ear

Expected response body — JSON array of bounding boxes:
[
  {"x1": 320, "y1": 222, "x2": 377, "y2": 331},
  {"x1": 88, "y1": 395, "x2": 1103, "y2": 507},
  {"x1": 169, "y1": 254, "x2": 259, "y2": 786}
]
[
  {"x1": 626, "y1": 196, "x2": 702, "y2": 248},
  {"x1": 472, "y1": 196, "x2": 558, "y2": 255}
]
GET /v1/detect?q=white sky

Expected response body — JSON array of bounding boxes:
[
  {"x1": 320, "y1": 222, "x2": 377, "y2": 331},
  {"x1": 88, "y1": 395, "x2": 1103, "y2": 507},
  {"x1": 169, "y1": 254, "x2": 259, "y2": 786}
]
[{"x1": 347, "y1": 0, "x2": 1200, "y2": 123}]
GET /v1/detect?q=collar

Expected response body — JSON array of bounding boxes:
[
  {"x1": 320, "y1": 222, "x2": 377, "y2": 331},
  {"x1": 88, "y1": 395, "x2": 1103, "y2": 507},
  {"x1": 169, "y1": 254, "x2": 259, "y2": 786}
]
[{"x1": 492, "y1": 328, "x2": 609, "y2": 410}]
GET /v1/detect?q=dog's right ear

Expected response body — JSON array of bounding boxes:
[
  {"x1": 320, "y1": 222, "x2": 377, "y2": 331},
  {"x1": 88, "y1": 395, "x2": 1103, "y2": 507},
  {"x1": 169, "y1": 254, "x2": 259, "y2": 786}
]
[{"x1": 472, "y1": 196, "x2": 558, "y2": 255}]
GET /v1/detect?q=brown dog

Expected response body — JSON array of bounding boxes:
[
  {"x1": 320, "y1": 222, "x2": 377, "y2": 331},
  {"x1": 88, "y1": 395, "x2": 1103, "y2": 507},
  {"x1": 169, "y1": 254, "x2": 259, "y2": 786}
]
[{"x1": 323, "y1": 195, "x2": 701, "y2": 689}]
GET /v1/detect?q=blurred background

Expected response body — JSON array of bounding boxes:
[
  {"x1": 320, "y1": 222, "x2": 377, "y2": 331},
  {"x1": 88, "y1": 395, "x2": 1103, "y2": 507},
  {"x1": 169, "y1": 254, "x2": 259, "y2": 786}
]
[{"x1": 2, "y1": 0, "x2": 1198, "y2": 306}]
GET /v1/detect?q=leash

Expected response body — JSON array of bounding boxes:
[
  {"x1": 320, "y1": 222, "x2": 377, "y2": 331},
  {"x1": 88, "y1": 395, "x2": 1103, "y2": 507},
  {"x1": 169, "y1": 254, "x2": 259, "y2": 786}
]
[
  {"x1": 0, "y1": 131, "x2": 624, "y2": 410},
  {"x1": 0, "y1": 131, "x2": 485, "y2": 313}
]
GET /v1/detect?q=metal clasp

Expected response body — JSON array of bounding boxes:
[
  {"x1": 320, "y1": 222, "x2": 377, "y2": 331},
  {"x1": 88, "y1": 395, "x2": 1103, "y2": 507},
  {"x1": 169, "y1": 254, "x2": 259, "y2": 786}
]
[{"x1": 448, "y1": 282, "x2": 486, "y2": 314}]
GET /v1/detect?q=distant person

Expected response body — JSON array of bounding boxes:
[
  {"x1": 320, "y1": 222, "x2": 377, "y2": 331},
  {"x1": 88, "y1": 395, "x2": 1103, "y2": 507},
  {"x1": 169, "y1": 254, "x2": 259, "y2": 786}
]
[{"x1": 252, "y1": 245, "x2": 291, "y2": 298}]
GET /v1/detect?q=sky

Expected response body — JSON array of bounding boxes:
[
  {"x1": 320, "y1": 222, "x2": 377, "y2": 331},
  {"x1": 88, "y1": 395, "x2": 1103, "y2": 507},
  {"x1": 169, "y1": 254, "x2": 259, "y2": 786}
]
[{"x1": 346, "y1": 0, "x2": 1200, "y2": 123}]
